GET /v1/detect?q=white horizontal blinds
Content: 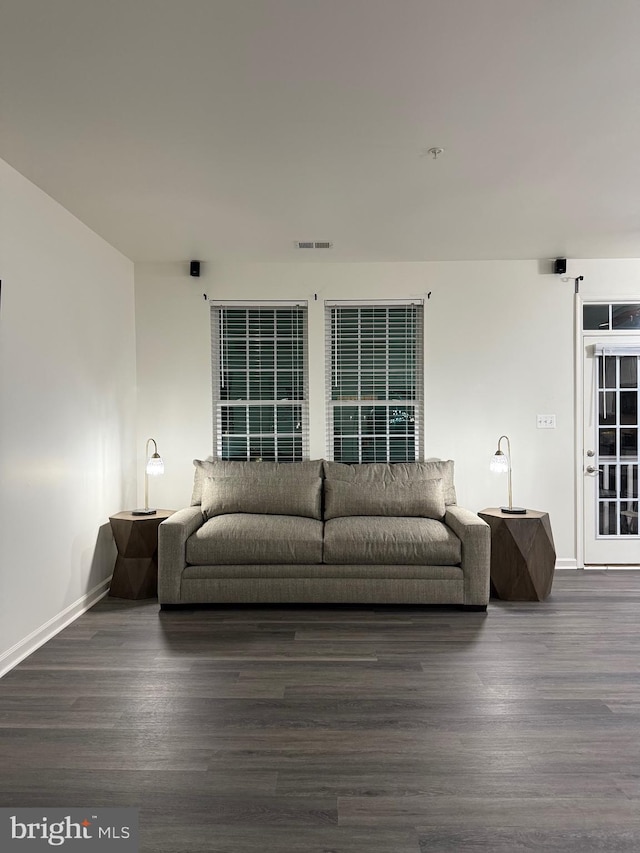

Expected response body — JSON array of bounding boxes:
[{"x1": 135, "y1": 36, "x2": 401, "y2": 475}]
[
  {"x1": 594, "y1": 344, "x2": 640, "y2": 357},
  {"x1": 595, "y1": 349, "x2": 639, "y2": 537},
  {"x1": 326, "y1": 301, "x2": 424, "y2": 462},
  {"x1": 211, "y1": 303, "x2": 308, "y2": 461}
]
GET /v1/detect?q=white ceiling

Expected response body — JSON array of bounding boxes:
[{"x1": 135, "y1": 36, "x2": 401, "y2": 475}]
[{"x1": 2, "y1": 0, "x2": 640, "y2": 263}]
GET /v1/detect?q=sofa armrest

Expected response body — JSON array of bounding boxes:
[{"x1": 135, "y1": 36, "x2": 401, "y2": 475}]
[
  {"x1": 158, "y1": 507, "x2": 204, "y2": 603},
  {"x1": 445, "y1": 506, "x2": 490, "y2": 606}
]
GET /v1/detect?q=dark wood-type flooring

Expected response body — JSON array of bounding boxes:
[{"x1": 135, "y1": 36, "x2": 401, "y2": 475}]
[{"x1": 1, "y1": 571, "x2": 640, "y2": 852}]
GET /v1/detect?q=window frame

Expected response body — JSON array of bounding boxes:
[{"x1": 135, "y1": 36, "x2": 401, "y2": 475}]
[
  {"x1": 325, "y1": 299, "x2": 424, "y2": 463},
  {"x1": 211, "y1": 301, "x2": 309, "y2": 461}
]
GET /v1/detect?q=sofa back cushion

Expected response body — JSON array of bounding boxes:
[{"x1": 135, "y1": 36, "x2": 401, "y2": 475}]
[
  {"x1": 323, "y1": 460, "x2": 457, "y2": 506},
  {"x1": 324, "y1": 476, "x2": 445, "y2": 521},
  {"x1": 201, "y1": 474, "x2": 323, "y2": 520},
  {"x1": 191, "y1": 459, "x2": 324, "y2": 506}
]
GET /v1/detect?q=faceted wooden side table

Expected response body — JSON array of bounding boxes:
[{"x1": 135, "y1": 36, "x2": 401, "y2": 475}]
[
  {"x1": 478, "y1": 508, "x2": 556, "y2": 601},
  {"x1": 108, "y1": 510, "x2": 174, "y2": 599}
]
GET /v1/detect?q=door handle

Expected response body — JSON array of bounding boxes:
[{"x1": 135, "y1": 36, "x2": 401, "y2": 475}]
[{"x1": 586, "y1": 465, "x2": 601, "y2": 474}]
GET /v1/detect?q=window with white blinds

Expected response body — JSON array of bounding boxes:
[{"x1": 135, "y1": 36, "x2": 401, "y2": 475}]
[
  {"x1": 211, "y1": 303, "x2": 309, "y2": 461},
  {"x1": 326, "y1": 301, "x2": 424, "y2": 462}
]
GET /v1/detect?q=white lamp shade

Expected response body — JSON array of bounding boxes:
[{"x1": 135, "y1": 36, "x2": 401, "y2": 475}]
[
  {"x1": 490, "y1": 452, "x2": 509, "y2": 473},
  {"x1": 146, "y1": 455, "x2": 164, "y2": 476}
]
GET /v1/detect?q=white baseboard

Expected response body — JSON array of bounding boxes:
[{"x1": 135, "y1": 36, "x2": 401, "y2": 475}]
[
  {"x1": 554, "y1": 560, "x2": 640, "y2": 570},
  {"x1": 555, "y1": 558, "x2": 578, "y2": 570},
  {"x1": 583, "y1": 564, "x2": 640, "y2": 571},
  {"x1": 0, "y1": 577, "x2": 111, "y2": 678}
]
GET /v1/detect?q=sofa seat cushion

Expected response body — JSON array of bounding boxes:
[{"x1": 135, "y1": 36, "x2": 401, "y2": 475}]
[
  {"x1": 323, "y1": 516, "x2": 462, "y2": 565},
  {"x1": 186, "y1": 513, "x2": 324, "y2": 565}
]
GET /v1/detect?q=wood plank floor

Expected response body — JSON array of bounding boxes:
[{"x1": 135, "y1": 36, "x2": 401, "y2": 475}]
[{"x1": 1, "y1": 571, "x2": 640, "y2": 852}]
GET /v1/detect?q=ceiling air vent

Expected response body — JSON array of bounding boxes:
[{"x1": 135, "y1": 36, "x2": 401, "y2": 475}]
[{"x1": 295, "y1": 241, "x2": 334, "y2": 250}]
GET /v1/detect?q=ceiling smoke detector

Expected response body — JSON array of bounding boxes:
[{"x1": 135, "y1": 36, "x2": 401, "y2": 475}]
[{"x1": 295, "y1": 241, "x2": 334, "y2": 250}]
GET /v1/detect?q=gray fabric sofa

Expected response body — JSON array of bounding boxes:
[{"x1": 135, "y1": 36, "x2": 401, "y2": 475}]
[{"x1": 158, "y1": 459, "x2": 490, "y2": 610}]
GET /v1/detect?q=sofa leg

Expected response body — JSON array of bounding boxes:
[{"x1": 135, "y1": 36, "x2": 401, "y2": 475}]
[{"x1": 461, "y1": 604, "x2": 487, "y2": 612}]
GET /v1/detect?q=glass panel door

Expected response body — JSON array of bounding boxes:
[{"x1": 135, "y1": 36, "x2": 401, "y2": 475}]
[{"x1": 584, "y1": 336, "x2": 640, "y2": 563}]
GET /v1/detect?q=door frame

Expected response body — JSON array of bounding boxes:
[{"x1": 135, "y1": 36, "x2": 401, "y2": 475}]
[
  {"x1": 575, "y1": 294, "x2": 584, "y2": 568},
  {"x1": 575, "y1": 295, "x2": 640, "y2": 568}
]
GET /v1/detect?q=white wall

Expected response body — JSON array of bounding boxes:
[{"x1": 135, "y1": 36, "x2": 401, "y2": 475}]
[
  {"x1": 0, "y1": 159, "x2": 137, "y2": 675},
  {"x1": 135, "y1": 258, "x2": 640, "y2": 566}
]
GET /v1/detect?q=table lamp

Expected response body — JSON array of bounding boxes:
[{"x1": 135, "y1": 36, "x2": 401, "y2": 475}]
[
  {"x1": 490, "y1": 435, "x2": 526, "y2": 514},
  {"x1": 132, "y1": 438, "x2": 164, "y2": 515}
]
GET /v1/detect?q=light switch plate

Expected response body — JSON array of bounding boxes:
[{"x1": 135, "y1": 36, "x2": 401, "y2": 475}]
[{"x1": 537, "y1": 414, "x2": 556, "y2": 429}]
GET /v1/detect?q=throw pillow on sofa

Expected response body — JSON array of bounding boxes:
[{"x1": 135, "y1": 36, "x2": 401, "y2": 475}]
[
  {"x1": 323, "y1": 459, "x2": 457, "y2": 505},
  {"x1": 201, "y1": 475, "x2": 323, "y2": 520},
  {"x1": 191, "y1": 458, "x2": 324, "y2": 506},
  {"x1": 324, "y1": 477, "x2": 445, "y2": 520}
]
